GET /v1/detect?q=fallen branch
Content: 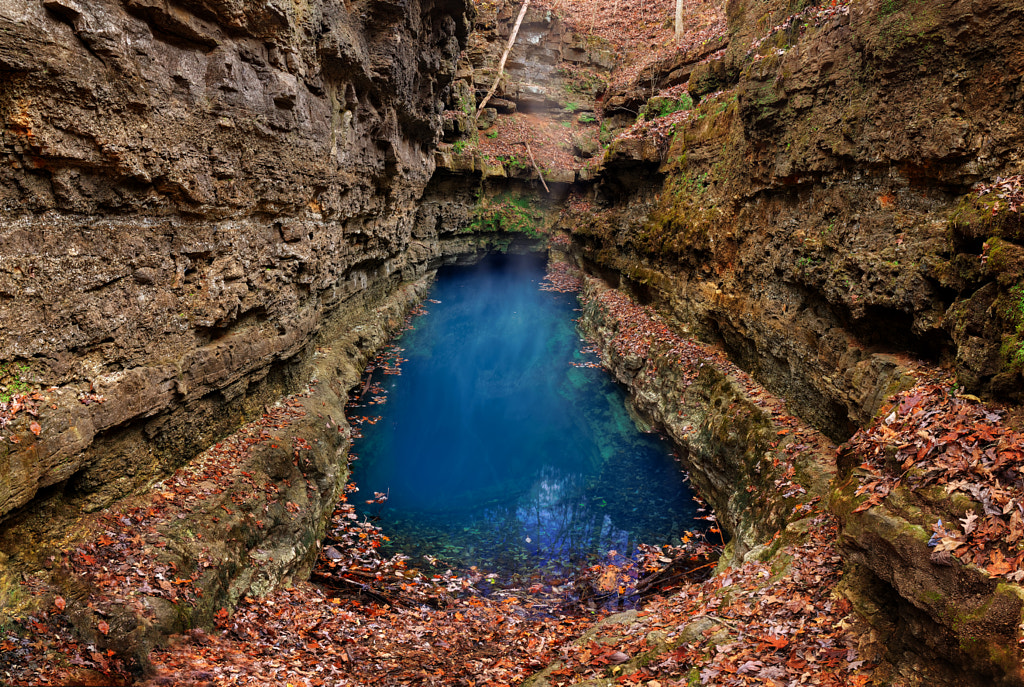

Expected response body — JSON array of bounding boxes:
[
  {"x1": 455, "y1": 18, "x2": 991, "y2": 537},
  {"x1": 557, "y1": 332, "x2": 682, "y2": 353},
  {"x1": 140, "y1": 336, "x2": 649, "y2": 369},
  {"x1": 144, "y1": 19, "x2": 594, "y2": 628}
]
[
  {"x1": 311, "y1": 571, "x2": 404, "y2": 607},
  {"x1": 635, "y1": 559, "x2": 716, "y2": 598},
  {"x1": 476, "y1": 0, "x2": 530, "y2": 121},
  {"x1": 521, "y1": 142, "x2": 550, "y2": 193}
]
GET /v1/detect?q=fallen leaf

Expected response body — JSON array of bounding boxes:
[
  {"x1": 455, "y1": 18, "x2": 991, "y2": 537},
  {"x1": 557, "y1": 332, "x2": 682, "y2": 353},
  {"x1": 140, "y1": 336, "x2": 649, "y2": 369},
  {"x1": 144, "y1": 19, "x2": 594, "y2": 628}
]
[
  {"x1": 960, "y1": 511, "x2": 978, "y2": 535},
  {"x1": 986, "y1": 550, "x2": 1013, "y2": 577},
  {"x1": 738, "y1": 659, "x2": 763, "y2": 674}
]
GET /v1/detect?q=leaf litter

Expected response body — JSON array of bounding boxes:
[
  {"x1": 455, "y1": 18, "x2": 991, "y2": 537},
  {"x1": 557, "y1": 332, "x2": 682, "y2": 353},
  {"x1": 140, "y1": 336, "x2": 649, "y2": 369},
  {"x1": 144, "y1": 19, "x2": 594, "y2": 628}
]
[
  {"x1": 847, "y1": 380, "x2": 1024, "y2": 582},
  {"x1": 127, "y1": 261, "x2": 872, "y2": 686},
  {"x1": 6, "y1": 0, "x2": 1022, "y2": 681}
]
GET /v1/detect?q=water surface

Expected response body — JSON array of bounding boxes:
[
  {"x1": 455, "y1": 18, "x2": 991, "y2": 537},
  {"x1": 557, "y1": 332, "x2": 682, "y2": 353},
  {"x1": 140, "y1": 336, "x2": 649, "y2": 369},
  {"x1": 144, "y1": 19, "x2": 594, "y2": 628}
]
[{"x1": 349, "y1": 253, "x2": 704, "y2": 581}]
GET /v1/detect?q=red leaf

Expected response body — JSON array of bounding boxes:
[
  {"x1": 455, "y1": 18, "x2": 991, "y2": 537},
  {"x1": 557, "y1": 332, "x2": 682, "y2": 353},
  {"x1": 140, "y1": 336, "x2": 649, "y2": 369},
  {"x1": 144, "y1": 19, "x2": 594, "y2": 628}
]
[
  {"x1": 54, "y1": 596, "x2": 66, "y2": 612},
  {"x1": 97, "y1": 620, "x2": 109, "y2": 635},
  {"x1": 29, "y1": 421, "x2": 41, "y2": 437},
  {"x1": 757, "y1": 634, "x2": 788, "y2": 650},
  {"x1": 898, "y1": 393, "x2": 922, "y2": 414},
  {"x1": 852, "y1": 494, "x2": 883, "y2": 514},
  {"x1": 986, "y1": 550, "x2": 1013, "y2": 577}
]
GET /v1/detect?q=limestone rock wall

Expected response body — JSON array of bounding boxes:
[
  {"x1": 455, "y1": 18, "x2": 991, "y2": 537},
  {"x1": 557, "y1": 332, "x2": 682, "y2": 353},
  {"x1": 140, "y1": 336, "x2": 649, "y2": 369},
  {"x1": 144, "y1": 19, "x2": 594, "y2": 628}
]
[
  {"x1": 576, "y1": 273, "x2": 837, "y2": 562},
  {"x1": 563, "y1": 0, "x2": 1024, "y2": 441},
  {"x1": 0, "y1": 0, "x2": 471, "y2": 524},
  {"x1": 554, "y1": 1, "x2": 1024, "y2": 683}
]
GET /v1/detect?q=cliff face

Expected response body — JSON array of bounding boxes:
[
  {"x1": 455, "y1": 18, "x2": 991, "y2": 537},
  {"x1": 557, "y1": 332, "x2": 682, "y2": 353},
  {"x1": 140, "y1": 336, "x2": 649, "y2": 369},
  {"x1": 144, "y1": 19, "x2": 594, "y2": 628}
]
[
  {"x1": 553, "y1": 0, "x2": 1024, "y2": 683},
  {"x1": 0, "y1": 0, "x2": 485, "y2": 661},
  {"x1": 576, "y1": 0, "x2": 1024, "y2": 432},
  {"x1": 0, "y1": 0, "x2": 470, "y2": 522}
]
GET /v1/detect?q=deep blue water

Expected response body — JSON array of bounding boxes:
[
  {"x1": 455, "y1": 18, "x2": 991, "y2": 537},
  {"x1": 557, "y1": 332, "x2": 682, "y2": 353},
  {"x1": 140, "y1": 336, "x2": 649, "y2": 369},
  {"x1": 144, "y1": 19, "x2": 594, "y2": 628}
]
[{"x1": 349, "y1": 253, "x2": 704, "y2": 581}]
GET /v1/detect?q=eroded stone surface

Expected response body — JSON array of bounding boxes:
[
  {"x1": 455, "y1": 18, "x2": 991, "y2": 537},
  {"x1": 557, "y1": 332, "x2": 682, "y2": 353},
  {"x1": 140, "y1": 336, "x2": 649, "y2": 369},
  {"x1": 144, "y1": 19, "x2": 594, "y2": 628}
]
[
  {"x1": 0, "y1": 0, "x2": 471, "y2": 522},
  {"x1": 577, "y1": 273, "x2": 836, "y2": 562},
  {"x1": 563, "y1": 0, "x2": 1024, "y2": 442}
]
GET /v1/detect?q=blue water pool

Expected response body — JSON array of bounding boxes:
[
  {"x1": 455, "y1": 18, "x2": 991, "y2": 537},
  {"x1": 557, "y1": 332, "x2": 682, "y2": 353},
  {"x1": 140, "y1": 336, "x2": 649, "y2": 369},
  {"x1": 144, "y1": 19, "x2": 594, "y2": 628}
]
[{"x1": 348, "y1": 252, "x2": 705, "y2": 581}]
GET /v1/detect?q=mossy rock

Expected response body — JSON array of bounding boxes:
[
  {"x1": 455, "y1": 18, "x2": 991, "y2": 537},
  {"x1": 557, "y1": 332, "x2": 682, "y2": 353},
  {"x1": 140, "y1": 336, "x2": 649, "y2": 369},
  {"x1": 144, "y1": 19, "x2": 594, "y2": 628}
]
[
  {"x1": 688, "y1": 58, "x2": 733, "y2": 99},
  {"x1": 635, "y1": 171, "x2": 725, "y2": 260},
  {"x1": 641, "y1": 94, "x2": 694, "y2": 120},
  {"x1": 466, "y1": 190, "x2": 550, "y2": 238},
  {"x1": 950, "y1": 194, "x2": 1024, "y2": 243},
  {"x1": 985, "y1": 238, "x2": 1024, "y2": 288},
  {"x1": 834, "y1": 477, "x2": 1024, "y2": 684}
]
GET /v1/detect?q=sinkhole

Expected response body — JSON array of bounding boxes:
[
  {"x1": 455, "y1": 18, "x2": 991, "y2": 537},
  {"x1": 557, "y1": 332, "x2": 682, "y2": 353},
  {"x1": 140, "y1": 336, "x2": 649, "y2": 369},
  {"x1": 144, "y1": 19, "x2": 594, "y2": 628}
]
[{"x1": 346, "y1": 252, "x2": 712, "y2": 589}]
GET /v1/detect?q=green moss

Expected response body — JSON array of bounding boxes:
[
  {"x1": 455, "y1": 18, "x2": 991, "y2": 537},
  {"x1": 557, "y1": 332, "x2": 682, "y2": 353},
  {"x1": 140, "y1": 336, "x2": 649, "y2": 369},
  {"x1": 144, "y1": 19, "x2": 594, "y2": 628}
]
[
  {"x1": 999, "y1": 334, "x2": 1024, "y2": 373},
  {"x1": 0, "y1": 578, "x2": 31, "y2": 632},
  {"x1": 0, "y1": 362, "x2": 33, "y2": 403},
  {"x1": 755, "y1": 534, "x2": 786, "y2": 563},
  {"x1": 986, "y1": 236, "x2": 1009, "y2": 270},
  {"x1": 636, "y1": 171, "x2": 722, "y2": 259},
  {"x1": 951, "y1": 194, "x2": 1001, "y2": 237},
  {"x1": 465, "y1": 191, "x2": 548, "y2": 239},
  {"x1": 992, "y1": 282, "x2": 1024, "y2": 372},
  {"x1": 496, "y1": 153, "x2": 530, "y2": 173},
  {"x1": 640, "y1": 94, "x2": 694, "y2": 122}
]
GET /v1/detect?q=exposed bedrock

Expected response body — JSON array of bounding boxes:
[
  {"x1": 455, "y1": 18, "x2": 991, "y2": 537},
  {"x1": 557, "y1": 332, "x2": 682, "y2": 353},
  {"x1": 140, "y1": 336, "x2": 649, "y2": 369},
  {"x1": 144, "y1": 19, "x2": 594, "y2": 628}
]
[
  {"x1": 2, "y1": 0, "x2": 1024, "y2": 682},
  {"x1": 0, "y1": 0, "x2": 496, "y2": 653},
  {"x1": 550, "y1": 0, "x2": 1024, "y2": 683},
  {"x1": 563, "y1": 0, "x2": 1024, "y2": 441},
  {"x1": 0, "y1": 0, "x2": 472, "y2": 522}
]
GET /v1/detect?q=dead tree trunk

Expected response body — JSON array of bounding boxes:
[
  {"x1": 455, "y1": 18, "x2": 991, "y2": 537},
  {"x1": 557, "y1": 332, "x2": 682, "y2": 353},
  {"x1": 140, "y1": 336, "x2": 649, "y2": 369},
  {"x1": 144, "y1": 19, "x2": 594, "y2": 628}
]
[{"x1": 675, "y1": 0, "x2": 685, "y2": 43}]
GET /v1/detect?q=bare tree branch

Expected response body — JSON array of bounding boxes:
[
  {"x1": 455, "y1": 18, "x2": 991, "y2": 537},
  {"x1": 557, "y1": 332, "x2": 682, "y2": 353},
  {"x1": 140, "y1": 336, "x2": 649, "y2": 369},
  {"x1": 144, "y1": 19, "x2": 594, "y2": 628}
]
[{"x1": 476, "y1": 0, "x2": 531, "y2": 122}]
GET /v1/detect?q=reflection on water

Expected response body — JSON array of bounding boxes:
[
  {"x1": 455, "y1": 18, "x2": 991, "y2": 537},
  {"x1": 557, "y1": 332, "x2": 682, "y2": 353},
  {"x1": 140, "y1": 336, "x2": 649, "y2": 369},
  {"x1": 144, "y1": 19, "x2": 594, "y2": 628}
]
[{"x1": 349, "y1": 253, "x2": 704, "y2": 580}]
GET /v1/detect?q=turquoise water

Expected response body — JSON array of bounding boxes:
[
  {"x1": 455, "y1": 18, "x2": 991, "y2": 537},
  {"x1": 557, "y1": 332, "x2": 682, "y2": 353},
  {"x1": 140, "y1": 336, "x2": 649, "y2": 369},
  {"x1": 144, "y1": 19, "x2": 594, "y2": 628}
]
[{"x1": 348, "y1": 253, "x2": 704, "y2": 581}]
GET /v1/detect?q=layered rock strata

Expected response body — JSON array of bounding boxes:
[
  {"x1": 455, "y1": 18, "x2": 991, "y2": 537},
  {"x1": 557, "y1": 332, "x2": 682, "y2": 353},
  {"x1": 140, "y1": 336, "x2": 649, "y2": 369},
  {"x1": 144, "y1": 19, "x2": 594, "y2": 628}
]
[
  {"x1": 3, "y1": 0, "x2": 1024, "y2": 682},
  {"x1": 565, "y1": 0, "x2": 1024, "y2": 439},
  {"x1": 0, "y1": 0, "x2": 504, "y2": 657},
  {"x1": 576, "y1": 270, "x2": 836, "y2": 561},
  {"x1": 550, "y1": 0, "x2": 1024, "y2": 682},
  {"x1": 569, "y1": 263, "x2": 1023, "y2": 685},
  {"x1": 0, "y1": 0, "x2": 470, "y2": 524}
]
